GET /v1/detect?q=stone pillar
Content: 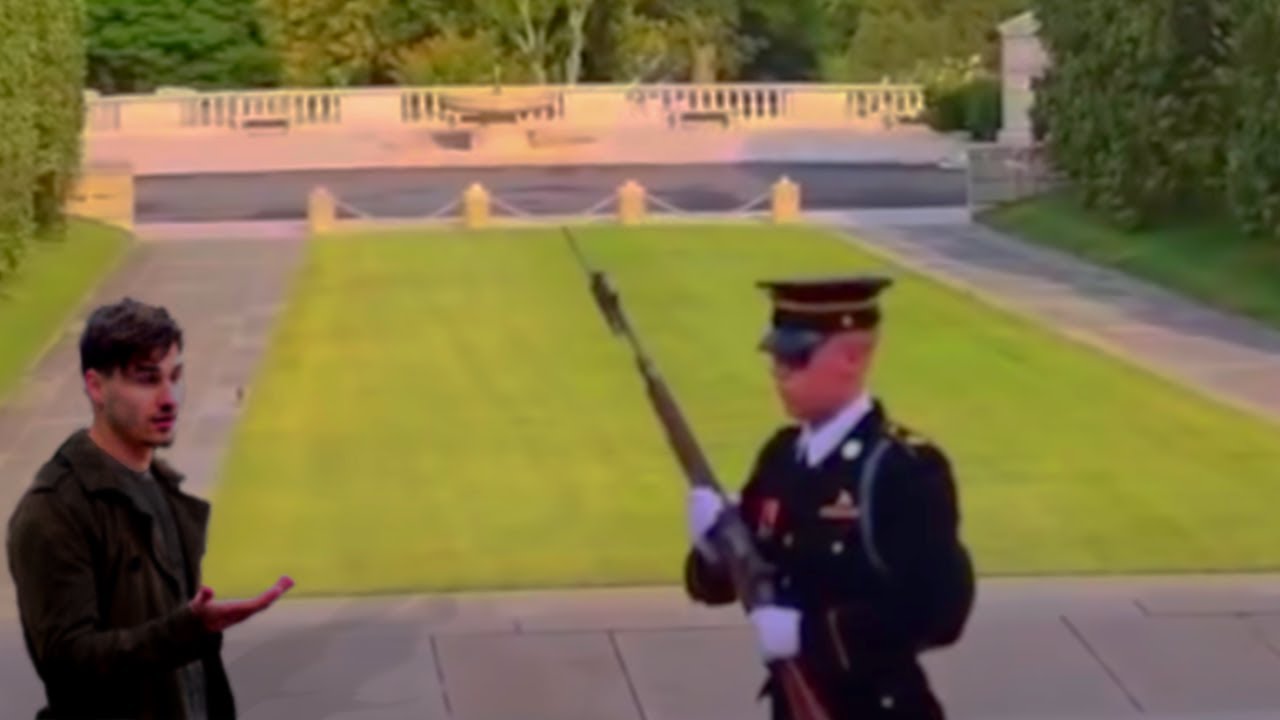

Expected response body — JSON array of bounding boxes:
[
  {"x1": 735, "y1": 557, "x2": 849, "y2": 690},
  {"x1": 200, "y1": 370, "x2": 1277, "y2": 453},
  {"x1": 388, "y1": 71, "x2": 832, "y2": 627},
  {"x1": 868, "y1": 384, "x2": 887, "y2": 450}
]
[
  {"x1": 308, "y1": 186, "x2": 336, "y2": 235},
  {"x1": 771, "y1": 176, "x2": 800, "y2": 223},
  {"x1": 617, "y1": 180, "x2": 646, "y2": 225},
  {"x1": 66, "y1": 162, "x2": 135, "y2": 231},
  {"x1": 998, "y1": 11, "x2": 1049, "y2": 147}
]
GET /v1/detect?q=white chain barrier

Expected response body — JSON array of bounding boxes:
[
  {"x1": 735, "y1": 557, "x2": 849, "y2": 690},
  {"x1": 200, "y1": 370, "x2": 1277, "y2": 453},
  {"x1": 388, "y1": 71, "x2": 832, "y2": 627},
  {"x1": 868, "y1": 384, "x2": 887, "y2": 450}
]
[
  {"x1": 726, "y1": 188, "x2": 774, "y2": 214},
  {"x1": 486, "y1": 194, "x2": 533, "y2": 218},
  {"x1": 643, "y1": 192, "x2": 690, "y2": 214},
  {"x1": 323, "y1": 182, "x2": 784, "y2": 222},
  {"x1": 332, "y1": 196, "x2": 373, "y2": 219},
  {"x1": 569, "y1": 193, "x2": 618, "y2": 217},
  {"x1": 425, "y1": 196, "x2": 462, "y2": 219}
]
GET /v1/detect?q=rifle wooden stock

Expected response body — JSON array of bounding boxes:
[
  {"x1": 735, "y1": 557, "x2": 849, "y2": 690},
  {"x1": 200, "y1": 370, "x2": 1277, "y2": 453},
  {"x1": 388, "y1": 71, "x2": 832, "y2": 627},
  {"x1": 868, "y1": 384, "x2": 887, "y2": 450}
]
[{"x1": 562, "y1": 227, "x2": 832, "y2": 720}]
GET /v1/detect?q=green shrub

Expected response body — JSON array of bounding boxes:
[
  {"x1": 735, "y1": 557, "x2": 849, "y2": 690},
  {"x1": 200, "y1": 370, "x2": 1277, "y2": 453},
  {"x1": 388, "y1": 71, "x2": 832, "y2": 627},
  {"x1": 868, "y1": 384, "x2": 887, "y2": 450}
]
[
  {"x1": 0, "y1": 0, "x2": 39, "y2": 277},
  {"x1": 962, "y1": 74, "x2": 1002, "y2": 141},
  {"x1": 923, "y1": 71, "x2": 1001, "y2": 141},
  {"x1": 0, "y1": 0, "x2": 85, "y2": 280},
  {"x1": 1222, "y1": 0, "x2": 1280, "y2": 241},
  {"x1": 923, "y1": 84, "x2": 968, "y2": 132},
  {"x1": 31, "y1": 0, "x2": 86, "y2": 235},
  {"x1": 1031, "y1": 0, "x2": 1229, "y2": 228}
]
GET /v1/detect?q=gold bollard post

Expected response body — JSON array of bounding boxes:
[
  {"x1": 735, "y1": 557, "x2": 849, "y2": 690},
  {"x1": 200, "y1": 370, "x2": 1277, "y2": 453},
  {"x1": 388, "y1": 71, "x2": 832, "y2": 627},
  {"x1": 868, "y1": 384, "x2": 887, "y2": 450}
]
[
  {"x1": 308, "y1": 186, "x2": 336, "y2": 235},
  {"x1": 464, "y1": 183, "x2": 490, "y2": 229},
  {"x1": 617, "y1": 180, "x2": 646, "y2": 225},
  {"x1": 771, "y1": 176, "x2": 801, "y2": 223}
]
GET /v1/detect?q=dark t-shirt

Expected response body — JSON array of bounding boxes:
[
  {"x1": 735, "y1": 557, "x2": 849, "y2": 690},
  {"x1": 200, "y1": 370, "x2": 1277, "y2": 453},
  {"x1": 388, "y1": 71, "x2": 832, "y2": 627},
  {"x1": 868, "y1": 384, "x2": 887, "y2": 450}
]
[{"x1": 130, "y1": 468, "x2": 209, "y2": 720}]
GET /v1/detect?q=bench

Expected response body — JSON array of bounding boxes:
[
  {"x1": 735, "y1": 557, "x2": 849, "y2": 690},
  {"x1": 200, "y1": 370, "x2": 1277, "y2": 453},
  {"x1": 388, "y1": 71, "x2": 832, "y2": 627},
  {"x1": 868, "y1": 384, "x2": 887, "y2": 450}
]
[
  {"x1": 458, "y1": 110, "x2": 521, "y2": 125},
  {"x1": 240, "y1": 115, "x2": 291, "y2": 134},
  {"x1": 676, "y1": 110, "x2": 731, "y2": 129}
]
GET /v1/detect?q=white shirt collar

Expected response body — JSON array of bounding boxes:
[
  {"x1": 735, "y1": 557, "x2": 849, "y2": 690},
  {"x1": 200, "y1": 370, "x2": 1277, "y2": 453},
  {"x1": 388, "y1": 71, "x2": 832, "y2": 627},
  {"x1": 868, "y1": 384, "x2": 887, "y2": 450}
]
[{"x1": 796, "y1": 392, "x2": 872, "y2": 467}]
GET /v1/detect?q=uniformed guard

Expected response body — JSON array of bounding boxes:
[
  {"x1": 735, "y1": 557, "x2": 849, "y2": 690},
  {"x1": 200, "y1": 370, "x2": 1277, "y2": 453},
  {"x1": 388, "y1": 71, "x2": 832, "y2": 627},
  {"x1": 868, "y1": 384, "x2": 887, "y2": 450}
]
[{"x1": 683, "y1": 274, "x2": 975, "y2": 720}]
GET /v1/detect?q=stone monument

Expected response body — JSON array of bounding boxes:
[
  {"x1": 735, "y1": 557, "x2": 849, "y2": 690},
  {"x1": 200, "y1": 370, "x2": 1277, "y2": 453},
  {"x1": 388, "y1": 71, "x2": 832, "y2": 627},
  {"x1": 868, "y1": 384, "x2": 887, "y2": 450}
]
[{"x1": 998, "y1": 11, "x2": 1049, "y2": 147}]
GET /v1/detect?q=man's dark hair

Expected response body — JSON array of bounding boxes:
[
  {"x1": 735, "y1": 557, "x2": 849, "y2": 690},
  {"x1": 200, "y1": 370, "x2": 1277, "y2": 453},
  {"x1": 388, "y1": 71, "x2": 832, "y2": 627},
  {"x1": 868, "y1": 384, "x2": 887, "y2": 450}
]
[{"x1": 79, "y1": 298, "x2": 184, "y2": 376}]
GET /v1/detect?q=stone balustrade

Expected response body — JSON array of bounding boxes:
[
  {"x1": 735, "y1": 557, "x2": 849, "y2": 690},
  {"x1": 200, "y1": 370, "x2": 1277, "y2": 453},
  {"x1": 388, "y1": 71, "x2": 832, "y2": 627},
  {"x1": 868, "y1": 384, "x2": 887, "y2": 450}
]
[{"x1": 83, "y1": 82, "x2": 926, "y2": 135}]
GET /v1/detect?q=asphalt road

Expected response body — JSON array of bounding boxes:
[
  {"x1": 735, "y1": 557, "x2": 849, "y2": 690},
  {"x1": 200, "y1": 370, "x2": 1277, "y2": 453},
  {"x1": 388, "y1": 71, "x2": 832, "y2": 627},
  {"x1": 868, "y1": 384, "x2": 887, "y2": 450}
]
[{"x1": 135, "y1": 163, "x2": 965, "y2": 223}]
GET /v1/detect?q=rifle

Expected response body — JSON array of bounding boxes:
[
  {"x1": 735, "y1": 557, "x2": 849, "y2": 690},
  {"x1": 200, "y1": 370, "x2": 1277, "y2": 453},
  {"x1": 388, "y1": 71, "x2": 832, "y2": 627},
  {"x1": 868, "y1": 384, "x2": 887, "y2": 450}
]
[{"x1": 562, "y1": 227, "x2": 832, "y2": 720}]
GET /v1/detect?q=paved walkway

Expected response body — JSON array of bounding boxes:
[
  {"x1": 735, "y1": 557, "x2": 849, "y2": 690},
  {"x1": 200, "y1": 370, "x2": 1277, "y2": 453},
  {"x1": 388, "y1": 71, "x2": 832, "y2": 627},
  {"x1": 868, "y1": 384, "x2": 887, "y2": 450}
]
[
  {"x1": 4, "y1": 215, "x2": 1280, "y2": 718},
  {"x1": 831, "y1": 214, "x2": 1280, "y2": 425},
  {"x1": 4, "y1": 576, "x2": 1280, "y2": 719}
]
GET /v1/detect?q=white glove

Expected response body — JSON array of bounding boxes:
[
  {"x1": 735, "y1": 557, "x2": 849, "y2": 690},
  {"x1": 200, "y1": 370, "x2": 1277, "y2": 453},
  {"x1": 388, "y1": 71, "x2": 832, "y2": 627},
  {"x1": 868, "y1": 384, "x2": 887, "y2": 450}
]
[
  {"x1": 749, "y1": 605, "x2": 801, "y2": 661},
  {"x1": 687, "y1": 487, "x2": 726, "y2": 561}
]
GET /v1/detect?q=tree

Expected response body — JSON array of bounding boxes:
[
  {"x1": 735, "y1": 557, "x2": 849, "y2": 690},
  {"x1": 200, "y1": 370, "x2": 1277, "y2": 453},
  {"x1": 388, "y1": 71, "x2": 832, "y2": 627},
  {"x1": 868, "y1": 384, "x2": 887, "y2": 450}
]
[
  {"x1": 562, "y1": 0, "x2": 595, "y2": 84},
  {"x1": 641, "y1": 0, "x2": 743, "y2": 81},
  {"x1": 259, "y1": 0, "x2": 387, "y2": 86},
  {"x1": 737, "y1": 0, "x2": 828, "y2": 80},
  {"x1": 389, "y1": 27, "x2": 527, "y2": 85},
  {"x1": 579, "y1": 0, "x2": 681, "y2": 82},
  {"x1": 87, "y1": 0, "x2": 276, "y2": 93},
  {"x1": 815, "y1": 0, "x2": 862, "y2": 80},
  {"x1": 472, "y1": 0, "x2": 562, "y2": 83},
  {"x1": 829, "y1": 0, "x2": 1028, "y2": 82}
]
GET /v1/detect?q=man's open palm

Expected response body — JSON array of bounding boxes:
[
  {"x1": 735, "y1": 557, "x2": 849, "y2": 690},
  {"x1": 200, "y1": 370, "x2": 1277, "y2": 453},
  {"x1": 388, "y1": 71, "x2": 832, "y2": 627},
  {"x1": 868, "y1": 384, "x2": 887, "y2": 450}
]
[{"x1": 190, "y1": 576, "x2": 294, "y2": 633}]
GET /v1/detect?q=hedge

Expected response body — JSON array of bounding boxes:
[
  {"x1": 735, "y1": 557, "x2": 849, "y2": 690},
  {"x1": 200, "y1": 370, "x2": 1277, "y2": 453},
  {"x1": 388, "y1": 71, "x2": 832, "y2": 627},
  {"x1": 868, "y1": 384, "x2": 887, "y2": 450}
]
[
  {"x1": 1031, "y1": 0, "x2": 1280, "y2": 240},
  {"x1": 924, "y1": 74, "x2": 1001, "y2": 141},
  {"x1": 32, "y1": 0, "x2": 87, "y2": 233},
  {"x1": 0, "y1": 0, "x2": 40, "y2": 276},
  {"x1": 0, "y1": 0, "x2": 85, "y2": 280},
  {"x1": 1222, "y1": 0, "x2": 1280, "y2": 240}
]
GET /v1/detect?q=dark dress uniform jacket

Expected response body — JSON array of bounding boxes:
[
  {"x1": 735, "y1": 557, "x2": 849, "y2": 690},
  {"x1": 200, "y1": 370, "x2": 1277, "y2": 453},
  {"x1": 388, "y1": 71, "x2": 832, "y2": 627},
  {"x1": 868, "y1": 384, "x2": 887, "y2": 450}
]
[
  {"x1": 6, "y1": 429, "x2": 236, "y2": 719},
  {"x1": 684, "y1": 401, "x2": 975, "y2": 719}
]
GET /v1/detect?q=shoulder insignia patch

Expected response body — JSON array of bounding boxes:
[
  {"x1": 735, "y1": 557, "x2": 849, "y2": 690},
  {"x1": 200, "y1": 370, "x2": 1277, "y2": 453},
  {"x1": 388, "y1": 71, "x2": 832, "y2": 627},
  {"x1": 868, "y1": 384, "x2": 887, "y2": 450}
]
[{"x1": 887, "y1": 421, "x2": 929, "y2": 445}]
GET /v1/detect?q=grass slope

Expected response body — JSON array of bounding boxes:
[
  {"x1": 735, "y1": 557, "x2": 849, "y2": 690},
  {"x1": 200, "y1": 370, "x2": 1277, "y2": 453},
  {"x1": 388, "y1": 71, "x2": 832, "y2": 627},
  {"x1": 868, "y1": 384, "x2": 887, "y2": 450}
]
[
  {"x1": 204, "y1": 224, "x2": 1280, "y2": 596},
  {"x1": 982, "y1": 192, "x2": 1280, "y2": 330},
  {"x1": 0, "y1": 220, "x2": 131, "y2": 403}
]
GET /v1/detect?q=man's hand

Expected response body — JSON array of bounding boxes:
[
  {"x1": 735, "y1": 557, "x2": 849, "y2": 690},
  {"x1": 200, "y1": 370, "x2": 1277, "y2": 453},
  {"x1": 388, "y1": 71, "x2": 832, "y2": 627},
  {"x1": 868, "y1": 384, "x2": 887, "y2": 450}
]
[
  {"x1": 750, "y1": 605, "x2": 801, "y2": 661},
  {"x1": 190, "y1": 576, "x2": 294, "y2": 633}
]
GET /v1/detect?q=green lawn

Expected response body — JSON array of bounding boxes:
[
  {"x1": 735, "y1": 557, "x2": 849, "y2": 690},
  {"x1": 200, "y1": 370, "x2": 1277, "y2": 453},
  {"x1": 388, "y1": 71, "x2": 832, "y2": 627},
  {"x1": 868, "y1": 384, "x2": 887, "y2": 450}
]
[
  {"x1": 0, "y1": 220, "x2": 131, "y2": 403},
  {"x1": 204, "y1": 223, "x2": 1280, "y2": 597},
  {"x1": 981, "y1": 191, "x2": 1280, "y2": 330}
]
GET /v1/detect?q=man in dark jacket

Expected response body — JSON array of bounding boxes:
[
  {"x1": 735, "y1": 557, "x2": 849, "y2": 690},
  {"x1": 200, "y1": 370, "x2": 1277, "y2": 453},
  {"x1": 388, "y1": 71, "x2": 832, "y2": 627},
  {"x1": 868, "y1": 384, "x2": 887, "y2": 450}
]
[
  {"x1": 683, "y1": 276, "x2": 975, "y2": 720},
  {"x1": 7, "y1": 298, "x2": 293, "y2": 720}
]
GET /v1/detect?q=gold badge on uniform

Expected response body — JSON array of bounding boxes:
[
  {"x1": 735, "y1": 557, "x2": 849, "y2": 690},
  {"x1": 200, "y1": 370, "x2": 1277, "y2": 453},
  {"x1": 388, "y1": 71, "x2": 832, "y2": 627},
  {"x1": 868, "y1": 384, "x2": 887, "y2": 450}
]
[{"x1": 819, "y1": 489, "x2": 859, "y2": 521}]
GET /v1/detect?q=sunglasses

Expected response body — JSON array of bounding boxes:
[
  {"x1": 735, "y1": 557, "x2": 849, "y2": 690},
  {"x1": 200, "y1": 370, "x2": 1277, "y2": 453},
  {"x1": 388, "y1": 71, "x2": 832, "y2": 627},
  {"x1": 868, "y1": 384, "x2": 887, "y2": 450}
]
[{"x1": 761, "y1": 329, "x2": 827, "y2": 370}]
